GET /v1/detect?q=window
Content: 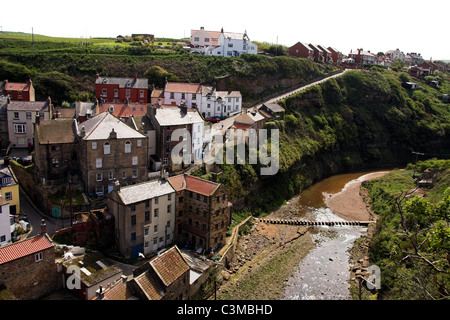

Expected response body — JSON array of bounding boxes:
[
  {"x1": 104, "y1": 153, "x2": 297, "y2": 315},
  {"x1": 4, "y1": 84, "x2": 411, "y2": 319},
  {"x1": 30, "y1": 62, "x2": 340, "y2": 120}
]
[
  {"x1": 145, "y1": 211, "x2": 150, "y2": 222},
  {"x1": 102, "y1": 88, "x2": 107, "y2": 97},
  {"x1": 167, "y1": 205, "x2": 171, "y2": 213},
  {"x1": 35, "y1": 252, "x2": 43, "y2": 262},
  {"x1": 144, "y1": 241, "x2": 149, "y2": 247},
  {"x1": 137, "y1": 139, "x2": 142, "y2": 147},
  {"x1": 5, "y1": 192, "x2": 12, "y2": 201},
  {"x1": 140, "y1": 90, "x2": 144, "y2": 98},
  {"x1": 92, "y1": 142, "x2": 97, "y2": 150},
  {"x1": 131, "y1": 215, "x2": 136, "y2": 225},
  {"x1": 132, "y1": 156, "x2": 138, "y2": 166},
  {"x1": 114, "y1": 89, "x2": 118, "y2": 98},
  {"x1": 192, "y1": 94, "x2": 196, "y2": 100},
  {"x1": 204, "y1": 38, "x2": 210, "y2": 42},
  {"x1": 96, "y1": 173, "x2": 103, "y2": 181},
  {"x1": 14, "y1": 124, "x2": 26, "y2": 134},
  {"x1": 144, "y1": 227, "x2": 149, "y2": 236},
  {"x1": 228, "y1": 43, "x2": 233, "y2": 48},
  {"x1": 96, "y1": 185, "x2": 104, "y2": 195},
  {"x1": 125, "y1": 141, "x2": 131, "y2": 153},
  {"x1": 96, "y1": 158, "x2": 102, "y2": 168},
  {"x1": 154, "y1": 225, "x2": 158, "y2": 233},
  {"x1": 108, "y1": 172, "x2": 114, "y2": 180},
  {"x1": 13, "y1": 112, "x2": 19, "y2": 120},
  {"x1": 181, "y1": 93, "x2": 185, "y2": 100},
  {"x1": 126, "y1": 90, "x2": 131, "y2": 98},
  {"x1": 131, "y1": 205, "x2": 136, "y2": 212},
  {"x1": 204, "y1": 196, "x2": 208, "y2": 203},
  {"x1": 194, "y1": 37, "x2": 199, "y2": 42},
  {"x1": 131, "y1": 232, "x2": 136, "y2": 241},
  {"x1": 163, "y1": 158, "x2": 168, "y2": 165},
  {"x1": 122, "y1": 171, "x2": 126, "y2": 179},
  {"x1": 132, "y1": 170, "x2": 138, "y2": 178},
  {"x1": 154, "y1": 197, "x2": 159, "y2": 205},
  {"x1": 145, "y1": 200, "x2": 149, "y2": 208},
  {"x1": 154, "y1": 208, "x2": 159, "y2": 217},
  {"x1": 167, "y1": 220, "x2": 171, "y2": 228},
  {"x1": 170, "y1": 92, "x2": 174, "y2": 99},
  {"x1": 159, "y1": 237, "x2": 163, "y2": 243},
  {"x1": 167, "y1": 194, "x2": 171, "y2": 201},
  {"x1": 104, "y1": 142, "x2": 110, "y2": 155},
  {"x1": 26, "y1": 112, "x2": 31, "y2": 120},
  {"x1": 179, "y1": 196, "x2": 183, "y2": 203}
]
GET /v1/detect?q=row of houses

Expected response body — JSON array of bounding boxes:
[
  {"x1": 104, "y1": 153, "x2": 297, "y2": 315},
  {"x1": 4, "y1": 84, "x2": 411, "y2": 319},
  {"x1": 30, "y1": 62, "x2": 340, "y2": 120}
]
[{"x1": 0, "y1": 220, "x2": 211, "y2": 300}]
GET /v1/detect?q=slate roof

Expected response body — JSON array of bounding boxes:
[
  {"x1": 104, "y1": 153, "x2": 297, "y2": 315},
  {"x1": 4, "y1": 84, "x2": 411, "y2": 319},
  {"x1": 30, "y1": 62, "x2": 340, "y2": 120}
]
[
  {"x1": 117, "y1": 179, "x2": 175, "y2": 205},
  {"x1": 7, "y1": 100, "x2": 50, "y2": 111},
  {"x1": 0, "y1": 234, "x2": 54, "y2": 264},
  {"x1": 36, "y1": 119, "x2": 77, "y2": 144},
  {"x1": 168, "y1": 174, "x2": 219, "y2": 196},
  {"x1": 154, "y1": 107, "x2": 203, "y2": 126},
  {"x1": 4, "y1": 82, "x2": 31, "y2": 92},
  {"x1": 78, "y1": 111, "x2": 145, "y2": 140},
  {"x1": 95, "y1": 76, "x2": 148, "y2": 89},
  {"x1": 98, "y1": 103, "x2": 148, "y2": 118},
  {"x1": 202, "y1": 86, "x2": 242, "y2": 98},
  {"x1": 262, "y1": 103, "x2": 285, "y2": 113},
  {"x1": 149, "y1": 246, "x2": 190, "y2": 287}
]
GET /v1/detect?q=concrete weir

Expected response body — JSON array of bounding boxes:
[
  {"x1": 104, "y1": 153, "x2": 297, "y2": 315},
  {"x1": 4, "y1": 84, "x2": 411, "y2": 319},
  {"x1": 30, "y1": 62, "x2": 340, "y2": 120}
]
[{"x1": 258, "y1": 218, "x2": 372, "y2": 227}]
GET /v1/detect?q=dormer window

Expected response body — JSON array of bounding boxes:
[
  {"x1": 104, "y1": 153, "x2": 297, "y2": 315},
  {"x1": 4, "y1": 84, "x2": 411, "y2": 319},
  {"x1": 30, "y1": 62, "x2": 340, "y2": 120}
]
[
  {"x1": 126, "y1": 81, "x2": 131, "y2": 88},
  {"x1": 102, "y1": 78, "x2": 108, "y2": 84},
  {"x1": 109, "y1": 105, "x2": 114, "y2": 113}
]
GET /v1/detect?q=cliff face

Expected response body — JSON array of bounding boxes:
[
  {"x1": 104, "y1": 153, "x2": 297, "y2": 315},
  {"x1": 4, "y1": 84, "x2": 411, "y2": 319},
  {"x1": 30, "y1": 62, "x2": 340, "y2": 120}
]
[{"x1": 220, "y1": 69, "x2": 450, "y2": 212}]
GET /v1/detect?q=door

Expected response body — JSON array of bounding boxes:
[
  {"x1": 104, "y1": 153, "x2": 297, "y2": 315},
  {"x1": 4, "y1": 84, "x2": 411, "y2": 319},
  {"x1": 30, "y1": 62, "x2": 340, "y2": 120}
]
[{"x1": 131, "y1": 243, "x2": 144, "y2": 259}]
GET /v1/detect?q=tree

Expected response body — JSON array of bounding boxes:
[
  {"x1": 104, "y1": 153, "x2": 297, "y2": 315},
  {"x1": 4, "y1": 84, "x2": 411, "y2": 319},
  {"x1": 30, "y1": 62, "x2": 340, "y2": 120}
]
[{"x1": 144, "y1": 65, "x2": 179, "y2": 88}]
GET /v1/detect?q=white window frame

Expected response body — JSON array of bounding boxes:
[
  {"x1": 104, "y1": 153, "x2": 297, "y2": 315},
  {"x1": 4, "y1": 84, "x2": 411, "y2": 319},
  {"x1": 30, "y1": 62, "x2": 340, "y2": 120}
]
[
  {"x1": 96, "y1": 158, "x2": 102, "y2": 168},
  {"x1": 92, "y1": 141, "x2": 97, "y2": 150},
  {"x1": 125, "y1": 141, "x2": 131, "y2": 153},
  {"x1": 132, "y1": 156, "x2": 138, "y2": 166},
  {"x1": 104, "y1": 142, "x2": 110, "y2": 155},
  {"x1": 14, "y1": 124, "x2": 26, "y2": 134},
  {"x1": 35, "y1": 252, "x2": 43, "y2": 262},
  {"x1": 96, "y1": 173, "x2": 103, "y2": 181}
]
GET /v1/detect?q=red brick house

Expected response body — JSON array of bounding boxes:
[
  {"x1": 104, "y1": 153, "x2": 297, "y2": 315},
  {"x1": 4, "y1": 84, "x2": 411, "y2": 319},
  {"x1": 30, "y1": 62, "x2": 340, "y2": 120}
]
[
  {"x1": 309, "y1": 44, "x2": 324, "y2": 62},
  {"x1": 2, "y1": 79, "x2": 35, "y2": 101},
  {"x1": 95, "y1": 74, "x2": 148, "y2": 104},
  {"x1": 327, "y1": 47, "x2": 343, "y2": 66},
  {"x1": 289, "y1": 42, "x2": 314, "y2": 60}
]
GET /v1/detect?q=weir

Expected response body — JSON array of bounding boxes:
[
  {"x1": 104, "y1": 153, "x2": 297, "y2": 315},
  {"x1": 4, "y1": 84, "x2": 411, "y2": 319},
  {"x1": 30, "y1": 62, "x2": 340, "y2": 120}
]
[{"x1": 258, "y1": 218, "x2": 373, "y2": 227}]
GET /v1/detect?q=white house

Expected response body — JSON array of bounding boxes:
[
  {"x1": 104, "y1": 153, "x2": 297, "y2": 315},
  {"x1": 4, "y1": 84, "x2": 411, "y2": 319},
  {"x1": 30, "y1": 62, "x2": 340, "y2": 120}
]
[
  {"x1": 163, "y1": 82, "x2": 202, "y2": 109},
  {"x1": 203, "y1": 29, "x2": 257, "y2": 57},
  {"x1": 190, "y1": 27, "x2": 221, "y2": 48},
  {"x1": 386, "y1": 49, "x2": 406, "y2": 62},
  {"x1": 200, "y1": 86, "x2": 242, "y2": 118},
  {"x1": 0, "y1": 197, "x2": 12, "y2": 247}
]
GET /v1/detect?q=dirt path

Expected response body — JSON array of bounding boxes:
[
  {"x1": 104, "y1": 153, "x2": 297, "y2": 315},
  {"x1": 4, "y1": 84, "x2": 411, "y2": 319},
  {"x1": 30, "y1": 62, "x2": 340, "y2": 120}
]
[{"x1": 324, "y1": 171, "x2": 390, "y2": 221}]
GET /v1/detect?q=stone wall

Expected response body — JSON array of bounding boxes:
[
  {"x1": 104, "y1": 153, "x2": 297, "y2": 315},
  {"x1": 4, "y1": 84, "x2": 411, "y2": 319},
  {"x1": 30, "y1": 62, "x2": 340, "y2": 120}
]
[{"x1": 0, "y1": 245, "x2": 60, "y2": 299}]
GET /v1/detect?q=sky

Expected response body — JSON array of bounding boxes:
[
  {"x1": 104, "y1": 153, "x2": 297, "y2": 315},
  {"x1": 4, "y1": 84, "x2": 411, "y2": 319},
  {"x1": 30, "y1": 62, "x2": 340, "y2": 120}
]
[{"x1": 1, "y1": 0, "x2": 449, "y2": 60}]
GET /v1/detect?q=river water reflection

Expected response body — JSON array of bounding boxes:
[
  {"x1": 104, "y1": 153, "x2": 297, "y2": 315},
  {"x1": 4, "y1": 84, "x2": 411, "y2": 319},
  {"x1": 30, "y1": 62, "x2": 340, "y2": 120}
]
[{"x1": 282, "y1": 171, "x2": 379, "y2": 300}]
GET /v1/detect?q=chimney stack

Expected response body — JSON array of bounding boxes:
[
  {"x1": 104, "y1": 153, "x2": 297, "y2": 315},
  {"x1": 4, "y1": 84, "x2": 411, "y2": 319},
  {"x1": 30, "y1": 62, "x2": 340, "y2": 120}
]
[
  {"x1": 41, "y1": 219, "x2": 47, "y2": 235},
  {"x1": 96, "y1": 73, "x2": 99, "y2": 80},
  {"x1": 109, "y1": 128, "x2": 117, "y2": 139},
  {"x1": 96, "y1": 285, "x2": 105, "y2": 300},
  {"x1": 134, "y1": 73, "x2": 138, "y2": 82}
]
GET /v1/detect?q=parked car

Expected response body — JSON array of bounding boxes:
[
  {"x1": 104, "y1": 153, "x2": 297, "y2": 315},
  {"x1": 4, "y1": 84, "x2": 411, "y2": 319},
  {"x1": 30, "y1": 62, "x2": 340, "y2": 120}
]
[{"x1": 205, "y1": 117, "x2": 221, "y2": 123}]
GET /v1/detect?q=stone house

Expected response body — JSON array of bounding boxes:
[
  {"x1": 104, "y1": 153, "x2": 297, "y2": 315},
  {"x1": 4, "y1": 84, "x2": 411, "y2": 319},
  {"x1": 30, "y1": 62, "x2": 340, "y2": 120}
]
[
  {"x1": 0, "y1": 220, "x2": 59, "y2": 300},
  {"x1": 7, "y1": 97, "x2": 53, "y2": 149},
  {"x1": 258, "y1": 103, "x2": 285, "y2": 120},
  {"x1": 130, "y1": 245, "x2": 190, "y2": 300},
  {"x1": 167, "y1": 174, "x2": 231, "y2": 253},
  {"x1": 107, "y1": 178, "x2": 176, "y2": 259},
  {"x1": 33, "y1": 118, "x2": 78, "y2": 183},
  {"x1": 76, "y1": 111, "x2": 148, "y2": 196},
  {"x1": 149, "y1": 105, "x2": 204, "y2": 172}
]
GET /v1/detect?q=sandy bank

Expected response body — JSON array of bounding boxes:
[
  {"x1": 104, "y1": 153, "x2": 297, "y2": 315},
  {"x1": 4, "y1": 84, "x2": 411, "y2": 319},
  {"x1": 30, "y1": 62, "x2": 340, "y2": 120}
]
[{"x1": 324, "y1": 171, "x2": 390, "y2": 221}]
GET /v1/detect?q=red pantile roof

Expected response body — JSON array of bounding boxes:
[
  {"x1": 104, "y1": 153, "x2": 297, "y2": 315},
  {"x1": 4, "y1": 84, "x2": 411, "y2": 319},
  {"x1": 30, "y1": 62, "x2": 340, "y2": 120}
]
[
  {"x1": 103, "y1": 279, "x2": 135, "y2": 300},
  {"x1": 168, "y1": 174, "x2": 219, "y2": 196},
  {"x1": 5, "y1": 82, "x2": 31, "y2": 92},
  {"x1": 165, "y1": 82, "x2": 202, "y2": 94},
  {"x1": 231, "y1": 122, "x2": 253, "y2": 130},
  {"x1": 0, "y1": 234, "x2": 53, "y2": 264},
  {"x1": 132, "y1": 271, "x2": 165, "y2": 300},
  {"x1": 149, "y1": 246, "x2": 189, "y2": 287}
]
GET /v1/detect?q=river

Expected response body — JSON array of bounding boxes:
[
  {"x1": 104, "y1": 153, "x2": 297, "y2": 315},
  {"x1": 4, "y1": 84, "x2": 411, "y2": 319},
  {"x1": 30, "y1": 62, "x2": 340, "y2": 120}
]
[{"x1": 282, "y1": 171, "x2": 389, "y2": 300}]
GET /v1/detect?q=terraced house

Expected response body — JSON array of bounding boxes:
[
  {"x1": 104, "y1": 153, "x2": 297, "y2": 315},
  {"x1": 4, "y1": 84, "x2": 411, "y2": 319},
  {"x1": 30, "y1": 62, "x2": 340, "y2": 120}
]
[
  {"x1": 77, "y1": 111, "x2": 148, "y2": 196},
  {"x1": 107, "y1": 178, "x2": 176, "y2": 259},
  {"x1": 95, "y1": 74, "x2": 148, "y2": 104},
  {"x1": 168, "y1": 174, "x2": 231, "y2": 253}
]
